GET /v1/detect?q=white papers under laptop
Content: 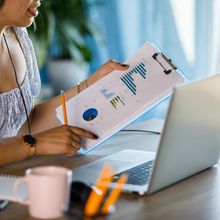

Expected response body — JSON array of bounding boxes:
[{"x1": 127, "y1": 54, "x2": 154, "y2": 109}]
[{"x1": 72, "y1": 74, "x2": 220, "y2": 195}]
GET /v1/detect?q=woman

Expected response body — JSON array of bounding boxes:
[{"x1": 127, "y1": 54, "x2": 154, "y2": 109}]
[{"x1": 0, "y1": 0, "x2": 128, "y2": 165}]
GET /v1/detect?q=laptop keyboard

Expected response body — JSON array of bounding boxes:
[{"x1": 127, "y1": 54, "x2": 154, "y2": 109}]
[{"x1": 113, "y1": 160, "x2": 154, "y2": 185}]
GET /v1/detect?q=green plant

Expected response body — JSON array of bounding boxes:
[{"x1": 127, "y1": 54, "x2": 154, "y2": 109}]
[{"x1": 28, "y1": 0, "x2": 101, "y2": 68}]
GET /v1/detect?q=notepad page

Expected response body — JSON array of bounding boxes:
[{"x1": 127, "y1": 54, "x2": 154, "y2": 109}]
[{"x1": 0, "y1": 175, "x2": 27, "y2": 202}]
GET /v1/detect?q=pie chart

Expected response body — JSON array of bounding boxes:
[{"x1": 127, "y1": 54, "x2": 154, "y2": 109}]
[{"x1": 83, "y1": 108, "x2": 98, "y2": 121}]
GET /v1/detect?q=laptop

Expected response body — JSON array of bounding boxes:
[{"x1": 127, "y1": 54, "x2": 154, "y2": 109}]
[{"x1": 72, "y1": 74, "x2": 220, "y2": 195}]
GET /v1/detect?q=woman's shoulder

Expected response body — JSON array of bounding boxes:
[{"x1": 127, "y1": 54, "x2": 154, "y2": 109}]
[{"x1": 12, "y1": 26, "x2": 41, "y2": 97}]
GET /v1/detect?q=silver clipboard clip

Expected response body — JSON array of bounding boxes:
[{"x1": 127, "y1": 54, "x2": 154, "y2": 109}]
[{"x1": 152, "y1": 52, "x2": 177, "y2": 75}]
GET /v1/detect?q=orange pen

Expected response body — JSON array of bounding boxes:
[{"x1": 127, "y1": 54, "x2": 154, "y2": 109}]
[
  {"x1": 84, "y1": 165, "x2": 114, "y2": 217},
  {"x1": 61, "y1": 90, "x2": 68, "y2": 125},
  {"x1": 101, "y1": 173, "x2": 128, "y2": 214}
]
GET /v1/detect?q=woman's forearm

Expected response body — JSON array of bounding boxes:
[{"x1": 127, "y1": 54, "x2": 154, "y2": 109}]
[
  {"x1": 0, "y1": 137, "x2": 29, "y2": 166},
  {"x1": 18, "y1": 80, "x2": 87, "y2": 135}
]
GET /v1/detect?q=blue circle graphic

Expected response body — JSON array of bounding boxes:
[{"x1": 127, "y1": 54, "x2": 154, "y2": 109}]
[{"x1": 83, "y1": 108, "x2": 98, "y2": 121}]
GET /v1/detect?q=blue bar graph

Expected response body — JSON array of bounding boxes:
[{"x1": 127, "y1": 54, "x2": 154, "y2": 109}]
[{"x1": 120, "y1": 62, "x2": 147, "y2": 95}]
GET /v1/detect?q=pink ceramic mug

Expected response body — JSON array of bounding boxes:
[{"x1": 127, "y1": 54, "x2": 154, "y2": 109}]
[{"x1": 13, "y1": 166, "x2": 72, "y2": 219}]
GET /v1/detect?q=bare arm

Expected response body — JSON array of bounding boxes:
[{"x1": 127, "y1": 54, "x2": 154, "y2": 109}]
[{"x1": 0, "y1": 137, "x2": 29, "y2": 165}]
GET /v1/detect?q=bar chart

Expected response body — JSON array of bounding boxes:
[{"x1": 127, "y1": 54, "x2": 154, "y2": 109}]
[
  {"x1": 120, "y1": 62, "x2": 147, "y2": 95},
  {"x1": 110, "y1": 95, "x2": 125, "y2": 109}
]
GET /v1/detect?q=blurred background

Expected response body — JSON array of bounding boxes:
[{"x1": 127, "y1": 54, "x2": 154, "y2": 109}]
[{"x1": 28, "y1": 0, "x2": 220, "y2": 120}]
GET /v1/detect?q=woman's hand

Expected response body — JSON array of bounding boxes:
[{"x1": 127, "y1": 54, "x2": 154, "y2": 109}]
[
  {"x1": 85, "y1": 60, "x2": 129, "y2": 87},
  {"x1": 34, "y1": 125, "x2": 97, "y2": 156}
]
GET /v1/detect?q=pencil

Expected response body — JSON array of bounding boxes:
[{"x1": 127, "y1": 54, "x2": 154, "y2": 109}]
[
  {"x1": 101, "y1": 173, "x2": 128, "y2": 214},
  {"x1": 61, "y1": 90, "x2": 68, "y2": 125}
]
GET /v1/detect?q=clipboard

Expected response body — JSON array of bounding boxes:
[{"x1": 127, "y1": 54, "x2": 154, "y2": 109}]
[{"x1": 56, "y1": 42, "x2": 186, "y2": 153}]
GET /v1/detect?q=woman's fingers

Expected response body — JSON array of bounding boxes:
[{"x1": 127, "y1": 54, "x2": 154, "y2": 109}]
[
  {"x1": 65, "y1": 134, "x2": 83, "y2": 156},
  {"x1": 81, "y1": 60, "x2": 129, "y2": 90},
  {"x1": 95, "y1": 60, "x2": 129, "y2": 77},
  {"x1": 72, "y1": 140, "x2": 81, "y2": 150},
  {"x1": 102, "y1": 60, "x2": 129, "y2": 72},
  {"x1": 87, "y1": 60, "x2": 129, "y2": 86},
  {"x1": 72, "y1": 133, "x2": 81, "y2": 143},
  {"x1": 66, "y1": 144, "x2": 79, "y2": 156},
  {"x1": 69, "y1": 126, "x2": 98, "y2": 140},
  {"x1": 64, "y1": 126, "x2": 98, "y2": 155}
]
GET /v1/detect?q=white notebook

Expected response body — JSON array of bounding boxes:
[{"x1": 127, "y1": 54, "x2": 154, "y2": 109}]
[
  {"x1": 56, "y1": 42, "x2": 185, "y2": 153},
  {"x1": 0, "y1": 175, "x2": 27, "y2": 202}
]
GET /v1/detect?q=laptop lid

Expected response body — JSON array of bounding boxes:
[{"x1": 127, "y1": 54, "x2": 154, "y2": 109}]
[{"x1": 148, "y1": 74, "x2": 220, "y2": 194}]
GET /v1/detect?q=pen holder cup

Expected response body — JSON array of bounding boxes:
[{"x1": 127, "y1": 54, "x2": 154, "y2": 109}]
[{"x1": 67, "y1": 181, "x2": 115, "y2": 219}]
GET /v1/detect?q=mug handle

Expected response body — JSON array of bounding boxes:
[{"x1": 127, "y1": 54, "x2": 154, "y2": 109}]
[{"x1": 13, "y1": 177, "x2": 29, "y2": 205}]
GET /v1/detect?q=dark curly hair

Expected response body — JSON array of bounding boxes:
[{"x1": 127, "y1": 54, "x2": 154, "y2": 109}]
[{"x1": 0, "y1": 0, "x2": 5, "y2": 7}]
